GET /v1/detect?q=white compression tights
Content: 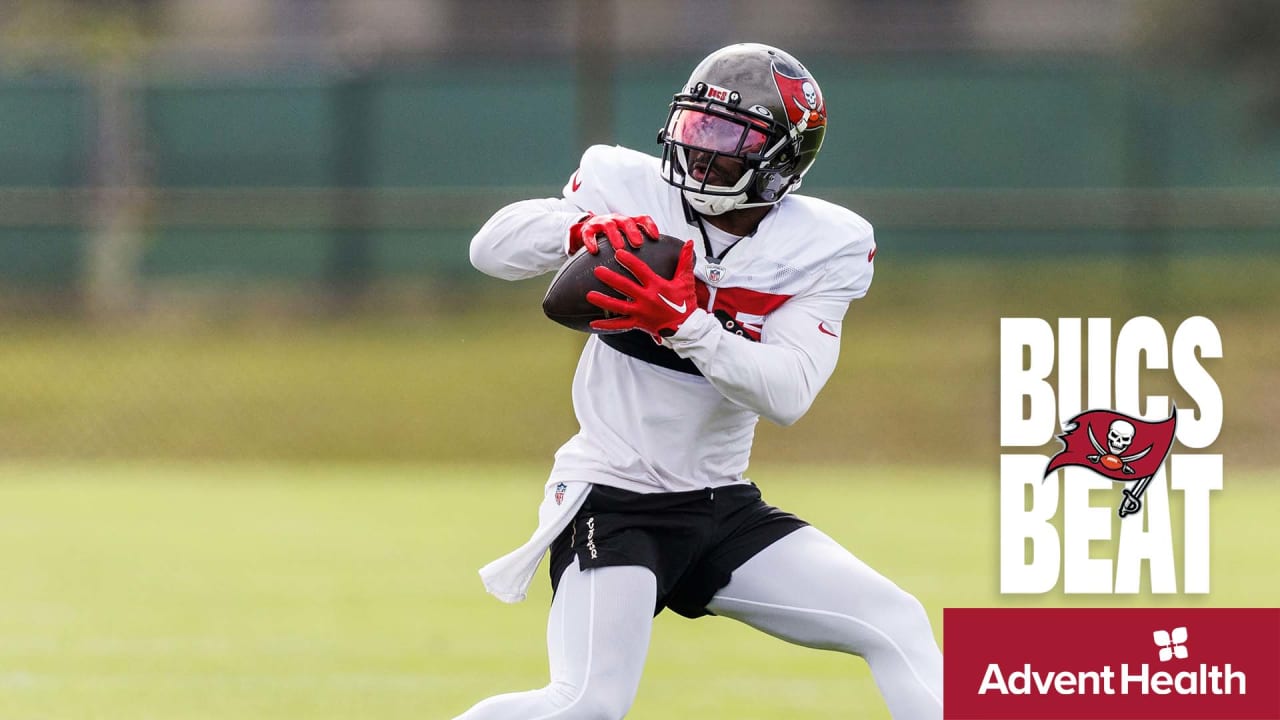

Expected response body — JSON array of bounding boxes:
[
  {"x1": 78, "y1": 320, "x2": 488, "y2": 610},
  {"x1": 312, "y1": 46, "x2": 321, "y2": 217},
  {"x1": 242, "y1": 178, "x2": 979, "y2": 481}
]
[
  {"x1": 453, "y1": 557, "x2": 658, "y2": 720},
  {"x1": 706, "y1": 526, "x2": 943, "y2": 719},
  {"x1": 453, "y1": 526, "x2": 942, "y2": 720}
]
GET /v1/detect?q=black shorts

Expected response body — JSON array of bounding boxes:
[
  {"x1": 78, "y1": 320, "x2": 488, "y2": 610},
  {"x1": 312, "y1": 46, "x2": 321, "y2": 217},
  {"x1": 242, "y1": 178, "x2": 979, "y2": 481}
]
[{"x1": 549, "y1": 483, "x2": 808, "y2": 619}]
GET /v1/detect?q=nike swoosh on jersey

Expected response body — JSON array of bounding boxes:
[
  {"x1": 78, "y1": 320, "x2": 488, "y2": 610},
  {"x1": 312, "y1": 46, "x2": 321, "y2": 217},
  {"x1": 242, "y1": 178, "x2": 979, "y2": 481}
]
[
  {"x1": 658, "y1": 294, "x2": 687, "y2": 313},
  {"x1": 818, "y1": 322, "x2": 839, "y2": 337},
  {"x1": 570, "y1": 170, "x2": 582, "y2": 192}
]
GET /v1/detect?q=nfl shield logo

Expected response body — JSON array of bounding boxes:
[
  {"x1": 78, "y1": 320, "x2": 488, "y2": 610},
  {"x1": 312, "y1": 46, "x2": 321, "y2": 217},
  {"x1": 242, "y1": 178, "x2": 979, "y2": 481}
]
[
  {"x1": 554, "y1": 482, "x2": 567, "y2": 505},
  {"x1": 707, "y1": 265, "x2": 726, "y2": 285}
]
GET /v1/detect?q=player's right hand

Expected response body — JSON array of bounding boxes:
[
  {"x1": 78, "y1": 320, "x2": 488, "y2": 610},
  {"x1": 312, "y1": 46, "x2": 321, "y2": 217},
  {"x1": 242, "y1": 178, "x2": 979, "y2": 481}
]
[{"x1": 569, "y1": 212, "x2": 660, "y2": 255}]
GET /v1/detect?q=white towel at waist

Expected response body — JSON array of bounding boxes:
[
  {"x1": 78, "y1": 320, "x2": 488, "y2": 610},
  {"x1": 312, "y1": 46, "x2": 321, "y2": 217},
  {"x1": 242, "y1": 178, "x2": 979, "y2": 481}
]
[{"x1": 479, "y1": 480, "x2": 590, "y2": 603}]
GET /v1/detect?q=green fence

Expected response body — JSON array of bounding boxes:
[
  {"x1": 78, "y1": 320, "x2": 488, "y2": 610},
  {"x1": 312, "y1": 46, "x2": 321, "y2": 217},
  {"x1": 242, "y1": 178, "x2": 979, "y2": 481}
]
[{"x1": 1, "y1": 56, "x2": 1278, "y2": 288}]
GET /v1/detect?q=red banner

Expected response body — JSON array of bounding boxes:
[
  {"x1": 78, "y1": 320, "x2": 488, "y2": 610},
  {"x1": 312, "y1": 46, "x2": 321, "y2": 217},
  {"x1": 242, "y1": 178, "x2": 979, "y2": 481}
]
[{"x1": 944, "y1": 608, "x2": 1280, "y2": 719}]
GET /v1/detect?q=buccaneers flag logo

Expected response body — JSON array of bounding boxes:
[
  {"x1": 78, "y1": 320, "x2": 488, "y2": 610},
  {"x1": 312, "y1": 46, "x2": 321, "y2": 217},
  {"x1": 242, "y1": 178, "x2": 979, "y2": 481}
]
[
  {"x1": 771, "y1": 66, "x2": 826, "y2": 130},
  {"x1": 1045, "y1": 409, "x2": 1177, "y2": 518}
]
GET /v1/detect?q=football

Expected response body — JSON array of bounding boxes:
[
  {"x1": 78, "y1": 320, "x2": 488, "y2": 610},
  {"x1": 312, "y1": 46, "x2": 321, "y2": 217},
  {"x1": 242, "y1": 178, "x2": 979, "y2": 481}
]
[{"x1": 542, "y1": 234, "x2": 686, "y2": 333}]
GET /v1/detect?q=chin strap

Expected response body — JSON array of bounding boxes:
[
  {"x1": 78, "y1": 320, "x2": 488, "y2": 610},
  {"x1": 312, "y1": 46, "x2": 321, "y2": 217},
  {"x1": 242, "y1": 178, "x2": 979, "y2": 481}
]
[{"x1": 683, "y1": 189, "x2": 745, "y2": 216}]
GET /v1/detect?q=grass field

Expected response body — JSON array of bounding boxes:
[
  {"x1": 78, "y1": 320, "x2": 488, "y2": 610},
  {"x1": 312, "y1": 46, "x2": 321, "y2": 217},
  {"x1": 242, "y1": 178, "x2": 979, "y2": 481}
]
[
  {"x1": 1, "y1": 254, "x2": 1276, "y2": 718},
  {"x1": 2, "y1": 255, "x2": 1279, "y2": 467},
  {"x1": 1, "y1": 462, "x2": 1276, "y2": 719}
]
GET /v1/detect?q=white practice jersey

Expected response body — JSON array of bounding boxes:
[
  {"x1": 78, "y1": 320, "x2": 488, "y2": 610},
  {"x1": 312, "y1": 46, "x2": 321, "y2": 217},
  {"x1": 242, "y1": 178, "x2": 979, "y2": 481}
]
[{"x1": 470, "y1": 145, "x2": 875, "y2": 494}]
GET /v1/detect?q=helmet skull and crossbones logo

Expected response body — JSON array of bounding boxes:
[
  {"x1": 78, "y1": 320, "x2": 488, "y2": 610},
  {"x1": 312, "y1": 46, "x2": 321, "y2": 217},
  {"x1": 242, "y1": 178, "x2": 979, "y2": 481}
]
[
  {"x1": 1086, "y1": 420, "x2": 1151, "y2": 473},
  {"x1": 801, "y1": 81, "x2": 818, "y2": 109}
]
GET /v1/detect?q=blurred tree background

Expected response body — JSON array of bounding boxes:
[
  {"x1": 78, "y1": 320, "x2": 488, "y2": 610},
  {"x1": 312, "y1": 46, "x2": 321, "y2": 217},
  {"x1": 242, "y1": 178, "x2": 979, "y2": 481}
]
[{"x1": 1140, "y1": 0, "x2": 1280, "y2": 128}]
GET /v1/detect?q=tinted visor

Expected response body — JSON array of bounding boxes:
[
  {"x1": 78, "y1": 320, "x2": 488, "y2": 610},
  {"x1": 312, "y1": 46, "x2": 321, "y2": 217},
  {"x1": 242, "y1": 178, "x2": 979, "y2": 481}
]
[{"x1": 668, "y1": 107, "x2": 768, "y2": 157}]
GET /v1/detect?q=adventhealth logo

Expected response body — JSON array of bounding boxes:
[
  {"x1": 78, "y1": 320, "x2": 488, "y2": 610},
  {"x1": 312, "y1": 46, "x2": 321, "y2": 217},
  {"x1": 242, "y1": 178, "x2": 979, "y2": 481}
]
[
  {"x1": 944, "y1": 608, "x2": 1280, "y2": 720},
  {"x1": 979, "y1": 625, "x2": 1247, "y2": 698},
  {"x1": 1155, "y1": 626, "x2": 1189, "y2": 662}
]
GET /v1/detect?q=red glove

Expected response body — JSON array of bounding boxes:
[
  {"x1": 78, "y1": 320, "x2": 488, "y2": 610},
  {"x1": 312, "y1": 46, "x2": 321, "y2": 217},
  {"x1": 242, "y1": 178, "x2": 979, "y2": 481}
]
[
  {"x1": 586, "y1": 240, "x2": 697, "y2": 337},
  {"x1": 568, "y1": 212, "x2": 660, "y2": 255}
]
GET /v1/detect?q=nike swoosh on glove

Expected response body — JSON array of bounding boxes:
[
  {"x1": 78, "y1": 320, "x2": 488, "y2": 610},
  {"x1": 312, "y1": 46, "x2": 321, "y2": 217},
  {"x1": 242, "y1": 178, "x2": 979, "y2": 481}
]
[
  {"x1": 568, "y1": 212, "x2": 660, "y2": 255},
  {"x1": 586, "y1": 239, "x2": 697, "y2": 338}
]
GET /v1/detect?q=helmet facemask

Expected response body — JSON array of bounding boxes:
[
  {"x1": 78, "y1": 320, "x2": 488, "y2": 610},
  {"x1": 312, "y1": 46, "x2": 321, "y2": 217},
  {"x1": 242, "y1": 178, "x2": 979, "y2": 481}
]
[{"x1": 659, "y1": 85, "x2": 800, "y2": 216}]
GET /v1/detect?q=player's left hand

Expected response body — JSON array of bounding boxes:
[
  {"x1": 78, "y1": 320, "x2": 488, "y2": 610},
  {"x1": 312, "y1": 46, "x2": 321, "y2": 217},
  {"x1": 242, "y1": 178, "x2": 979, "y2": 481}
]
[
  {"x1": 586, "y1": 239, "x2": 697, "y2": 338},
  {"x1": 569, "y1": 212, "x2": 660, "y2": 255}
]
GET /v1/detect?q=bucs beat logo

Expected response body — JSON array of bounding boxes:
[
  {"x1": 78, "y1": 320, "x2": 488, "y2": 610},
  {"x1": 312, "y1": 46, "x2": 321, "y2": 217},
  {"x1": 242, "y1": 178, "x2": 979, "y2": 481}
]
[{"x1": 1045, "y1": 409, "x2": 1177, "y2": 518}]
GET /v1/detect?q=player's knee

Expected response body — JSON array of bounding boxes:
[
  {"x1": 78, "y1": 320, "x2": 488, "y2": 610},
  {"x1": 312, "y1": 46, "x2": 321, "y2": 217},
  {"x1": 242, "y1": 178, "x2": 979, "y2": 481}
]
[
  {"x1": 544, "y1": 680, "x2": 580, "y2": 709},
  {"x1": 815, "y1": 582, "x2": 932, "y2": 658},
  {"x1": 545, "y1": 680, "x2": 634, "y2": 720},
  {"x1": 561, "y1": 691, "x2": 633, "y2": 720},
  {"x1": 897, "y1": 589, "x2": 934, "y2": 638},
  {"x1": 863, "y1": 585, "x2": 934, "y2": 653}
]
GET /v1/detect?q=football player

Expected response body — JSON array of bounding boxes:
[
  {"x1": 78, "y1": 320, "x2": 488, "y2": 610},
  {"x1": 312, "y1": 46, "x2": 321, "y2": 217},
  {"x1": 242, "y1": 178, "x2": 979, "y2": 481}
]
[{"x1": 456, "y1": 43, "x2": 942, "y2": 719}]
